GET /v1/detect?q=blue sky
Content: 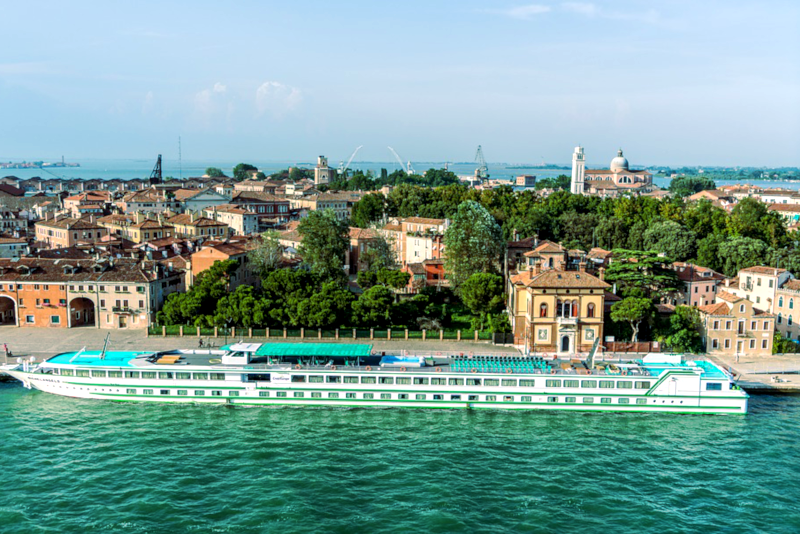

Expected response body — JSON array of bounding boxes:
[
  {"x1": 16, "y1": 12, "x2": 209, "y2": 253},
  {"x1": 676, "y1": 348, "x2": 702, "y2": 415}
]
[{"x1": 1, "y1": 0, "x2": 798, "y2": 166}]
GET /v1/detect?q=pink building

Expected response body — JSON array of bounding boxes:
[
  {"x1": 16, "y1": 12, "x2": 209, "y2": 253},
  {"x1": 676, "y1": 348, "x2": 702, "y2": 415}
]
[{"x1": 668, "y1": 262, "x2": 726, "y2": 308}]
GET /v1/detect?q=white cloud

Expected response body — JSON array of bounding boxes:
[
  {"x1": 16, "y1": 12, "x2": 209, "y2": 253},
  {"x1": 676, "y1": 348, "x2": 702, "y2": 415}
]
[
  {"x1": 255, "y1": 81, "x2": 302, "y2": 116},
  {"x1": 213, "y1": 82, "x2": 226, "y2": 94},
  {"x1": 561, "y1": 2, "x2": 598, "y2": 17},
  {"x1": 495, "y1": 4, "x2": 552, "y2": 20}
]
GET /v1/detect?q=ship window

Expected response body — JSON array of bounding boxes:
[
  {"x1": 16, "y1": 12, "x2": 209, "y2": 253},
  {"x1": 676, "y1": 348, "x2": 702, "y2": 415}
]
[
  {"x1": 360, "y1": 376, "x2": 376, "y2": 384},
  {"x1": 141, "y1": 372, "x2": 156, "y2": 379},
  {"x1": 310, "y1": 392, "x2": 321, "y2": 398},
  {"x1": 143, "y1": 389, "x2": 154, "y2": 395},
  {"x1": 160, "y1": 389, "x2": 170, "y2": 395},
  {"x1": 293, "y1": 392, "x2": 304, "y2": 398},
  {"x1": 108, "y1": 371, "x2": 122, "y2": 378},
  {"x1": 547, "y1": 396, "x2": 558, "y2": 403},
  {"x1": 564, "y1": 379, "x2": 579, "y2": 388},
  {"x1": 634, "y1": 381, "x2": 651, "y2": 389},
  {"x1": 210, "y1": 373, "x2": 225, "y2": 381},
  {"x1": 486, "y1": 395, "x2": 497, "y2": 401},
  {"x1": 158, "y1": 372, "x2": 173, "y2": 379},
  {"x1": 344, "y1": 393, "x2": 355, "y2": 399},
  {"x1": 396, "y1": 377, "x2": 411, "y2": 385},
  {"x1": 413, "y1": 377, "x2": 429, "y2": 385},
  {"x1": 504, "y1": 396, "x2": 514, "y2": 402},
  {"x1": 229, "y1": 391, "x2": 239, "y2": 397},
  {"x1": 618, "y1": 398, "x2": 630, "y2": 404},
  {"x1": 379, "y1": 377, "x2": 393, "y2": 384},
  {"x1": 398, "y1": 394, "x2": 409, "y2": 400},
  {"x1": 291, "y1": 375, "x2": 306, "y2": 383},
  {"x1": 363, "y1": 393, "x2": 373, "y2": 399},
  {"x1": 343, "y1": 376, "x2": 359, "y2": 384},
  {"x1": 705, "y1": 382, "x2": 722, "y2": 391},
  {"x1": 176, "y1": 372, "x2": 191, "y2": 379},
  {"x1": 636, "y1": 399, "x2": 647, "y2": 405},
  {"x1": 76, "y1": 369, "x2": 90, "y2": 377},
  {"x1": 433, "y1": 394, "x2": 444, "y2": 400},
  {"x1": 450, "y1": 394, "x2": 462, "y2": 400},
  {"x1": 177, "y1": 390, "x2": 188, "y2": 396},
  {"x1": 211, "y1": 391, "x2": 222, "y2": 396},
  {"x1": 601, "y1": 398, "x2": 612, "y2": 404},
  {"x1": 468, "y1": 395, "x2": 478, "y2": 401},
  {"x1": 449, "y1": 378, "x2": 464, "y2": 386},
  {"x1": 431, "y1": 378, "x2": 446, "y2": 385},
  {"x1": 502, "y1": 379, "x2": 518, "y2": 387},
  {"x1": 259, "y1": 391, "x2": 269, "y2": 397},
  {"x1": 193, "y1": 373, "x2": 208, "y2": 380},
  {"x1": 546, "y1": 379, "x2": 561, "y2": 387},
  {"x1": 599, "y1": 380, "x2": 614, "y2": 389},
  {"x1": 521, "y1": 396, "x2": 532, "y2": 402},
  {"x1": 327, "y1": 376, "x2": 341, "y2": 383},
  {"x1": 519, "y1": 379, "x2": 535, "y2": 387},
  {"x1": 583, "y1": 397, "x2": 595, "y2": 403},
  {"x1": 617, "y1": 381, "x2": 633, "y2": 389},
  {"x1": 276, "y1": 392, "x2": 287, "y2": 397},
  {"x1": 309, "y1": 375, "x2": 323, "y2": 383},
  {"x1": 466, "y1": 378, "x2": 481, "y2": 386},
  {"x1": 380, "y1": 393, "x2": 391, "y2": 400},
  {"x1": 484, "y1": 379, "x2": 500, "y2": 386},
  {"x1": 565, "y1": 397, "x2": 577, "y2": 403},
  {"x1": 61, "y1": 369, "x2": 74, "y2": 376},
  {"x1": 581, "y1": 380, "x2": 597, "y2": 388},
  {"x1": 328, "y1": 392, "x2": 339, "y2": 398},
  {"x1": 91, "y1": 370, "x2": 107, "y2": 378},
  {"x1": 126, "y1": 389, "x2": 136, "y2": 394},
  {"x1": 195, "y1": 390, "x2": 205, "y2": 396}
]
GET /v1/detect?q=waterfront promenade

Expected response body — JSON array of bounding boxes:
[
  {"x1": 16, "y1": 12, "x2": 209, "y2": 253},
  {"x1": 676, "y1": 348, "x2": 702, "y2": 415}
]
[{"x1": 0, "y1": 326, "x2": 521, "y2": 364}]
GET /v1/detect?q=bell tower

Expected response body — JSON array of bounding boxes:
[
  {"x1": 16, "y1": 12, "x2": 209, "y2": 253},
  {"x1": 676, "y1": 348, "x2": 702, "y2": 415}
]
[{"x1": 571, "y1": 146, "x2": 585, "y2": 195}]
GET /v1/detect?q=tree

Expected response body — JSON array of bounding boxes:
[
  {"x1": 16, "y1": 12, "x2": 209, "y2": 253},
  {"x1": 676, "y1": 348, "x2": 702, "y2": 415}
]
[
  {"x1": 459, "y1": 273, "x2": 505, "y2": 330},
  {"x1": 556, "y1": 211, "x2": 598, "y2": 251},
  {"x1": 294, "y1": 281, "x2": 354, "y2": 328},
  {"x1": 535, "y1": 174, "x2": 571, "y2": 191},
  {"x1": 604, "y1": 250, "x2": 680, "y2": 299},
  {"x1": 157, "y1": 259, "x2": 239, "y2": 326},
  {"x1": 696, "y1": 233, "x2": 727, "y2": 273},
  {"x1": 351, "y1": 193, "x2": 386, "y2": 228},
  {"x1": 376, "y1": 268, "x2": 410, "y2": 290},
  {"x1": 443, "y1": 200, "x2": 506, "y2": 289},
  {"x1": 773, "y1": 331, "x2": 800, "y2": 354},
  {"x1": 360, "y1": 234, "x2": 396, "y2": 271},
  {"x1": 248, "y1": 231, "x2": 284, "y2": 277},
  {"x1": 661, "y1": 306, "x2": 703, "y2": 353},
  {"x1": 668, "y1": 176, "x2": 716, "y2": 197},
  {"x1": 351, "y1": 285, "x2": 395, "y2": 327},
  {"x1": 205, "y1": 167, "x2": 227, "y2": 178},
  {"x1": 728, "y1": 197, "x2": 786, "y2": 246},
  {"x1": 297, "y1": 209, "x2": 350, "y2": 279},
  {"x1": 717, "y1": 237, "x2": 770, "y2": 277},
  {"x1": 610, "y1": 297, "x2": 653, "y2": 343},
  {"x1": 643, "y1": 220, "x2": 697, "y2": 261},
  {"x1": 233, "y1": 163, "x2": 258, "y2": 181},
  {"x1": 593, "y1": 217, "x2": 630, "y2": 250}
]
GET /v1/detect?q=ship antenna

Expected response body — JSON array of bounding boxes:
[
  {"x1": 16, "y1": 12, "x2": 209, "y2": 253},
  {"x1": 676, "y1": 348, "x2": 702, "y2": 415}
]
[{"x1": 100, "y1": 333, "x2": 111, "y2": 360}]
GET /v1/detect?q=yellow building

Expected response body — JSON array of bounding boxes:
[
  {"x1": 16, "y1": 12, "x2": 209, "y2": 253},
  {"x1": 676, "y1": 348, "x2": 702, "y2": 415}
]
[
  {"x1": 508, "y1": 265, "x2": 610, "y2": 356},
  {"x1": 97, "y1": 213, "x2": 173, "y2": 244}
]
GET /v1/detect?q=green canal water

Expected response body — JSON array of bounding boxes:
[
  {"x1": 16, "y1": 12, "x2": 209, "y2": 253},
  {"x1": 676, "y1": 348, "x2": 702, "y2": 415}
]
[{"x1": 1, "y1": 384, "x2": 799, "y2": 534}]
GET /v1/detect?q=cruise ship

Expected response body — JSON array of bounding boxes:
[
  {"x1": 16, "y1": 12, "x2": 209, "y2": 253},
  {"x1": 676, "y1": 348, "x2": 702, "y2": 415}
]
[{"x1": 0, "y1": 342, "x2": 748, "y2": 415}]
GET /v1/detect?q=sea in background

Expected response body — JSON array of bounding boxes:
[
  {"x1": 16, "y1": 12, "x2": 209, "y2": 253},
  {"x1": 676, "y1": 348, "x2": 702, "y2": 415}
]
[
  {"x1": 4, "y1": 159, "x2": 800, "y2": 191},
  {"x1": 1, "y1": 383, "x2": 799, "y2": 533}
]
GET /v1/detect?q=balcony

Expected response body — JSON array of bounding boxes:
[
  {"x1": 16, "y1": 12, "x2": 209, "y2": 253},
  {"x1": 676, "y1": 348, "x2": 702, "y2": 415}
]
[
  {"x1": 556, "y1": 316, "x2": 578, "y2": 326},
  {"x1": 112, "y1": 307, "x2": 137, "y2": 314},
  {"x1": 736, "y1": 330, "x2": 754, "y2": 338}
]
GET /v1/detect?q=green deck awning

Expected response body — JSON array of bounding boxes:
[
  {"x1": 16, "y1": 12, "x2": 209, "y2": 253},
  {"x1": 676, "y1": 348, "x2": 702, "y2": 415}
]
[{"x1": 251, "y1": 343, "x2": 373, "y2": 358}]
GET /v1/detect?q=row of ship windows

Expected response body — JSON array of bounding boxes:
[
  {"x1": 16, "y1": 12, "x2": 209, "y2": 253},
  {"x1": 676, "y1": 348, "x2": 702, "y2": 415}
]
[
  {"x1": 56, "y1": 368, "x2": 651, "y2": 389},
  {"x1": 123, "y1": 388, "x2": 652, "y2": 404}
]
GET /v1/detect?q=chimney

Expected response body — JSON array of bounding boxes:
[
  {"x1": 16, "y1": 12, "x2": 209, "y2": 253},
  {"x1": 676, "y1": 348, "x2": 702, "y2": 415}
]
[
  {"x1": 579, "y1": 261, "x2": 586, "y2": 273},
  {"x1": 598, "y1": 267, "x2": 605, "y2": 281},
  {"x1": 532, "y1": 262, "x2": 541, "y2": 275},
  {"x1": 190, "y1": 211, "x2": 197, "y2": 223},
  {"x1": 513, "y1": 229, "x2": 519, "y2": 242}
]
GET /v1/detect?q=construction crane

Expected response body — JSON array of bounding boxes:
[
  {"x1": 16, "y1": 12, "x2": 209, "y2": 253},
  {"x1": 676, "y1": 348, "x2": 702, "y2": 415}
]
[
  {"x1": 388, "y1": 146, "x2": 415, "y2": 175},
  {"x1": 475, "y1": 145, "x2": 489, "y2": 180},
  {"x1": 338, "y1": 145, "x2": 363, "y2": 176},
  {"x1": 149, "y1": 154, "x2": 162, "y2": 185}
]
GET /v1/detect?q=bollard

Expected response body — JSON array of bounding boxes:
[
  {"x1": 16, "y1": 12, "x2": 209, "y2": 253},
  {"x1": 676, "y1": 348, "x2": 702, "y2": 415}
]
[
  {"x1": 180, "y1": 326, "x2": 184, "y2": 337},
  {"x1": 387, "y1": 328, "x2": 391, "y2": 340},
  {"x1": 214, "y1": 327, "x2": 218, "y2": 338},
  {"x1": 457, "y1": 330, "x2": 461, "y2": 341},
  {"x1": 318, "y1": 328, "x2": 322, "y2": 339},
  {"x1": 335, "y1": 329, "x2": 339, "y2": 340},
  {"x1": 422, "y1": 329, "x2": 426, "y2": 341},
  {"x1": 370, "y1": 328, "x2": 374, "y2": 340},
  {"x1": 283, "y1": 328, "x2": 287, "y2": 339},
  {"x1": 300, "y1": 328, "x2": 304, "y2": 339},
  {"x1": 162, "y1": 326, "x2": 166, "y2": 336},
  {"x1": 249, "y1": 327, "x2": 252, "y2": 338},
  {"x1": 405, "y1": 329, "x2": 408, "y2": 340}
]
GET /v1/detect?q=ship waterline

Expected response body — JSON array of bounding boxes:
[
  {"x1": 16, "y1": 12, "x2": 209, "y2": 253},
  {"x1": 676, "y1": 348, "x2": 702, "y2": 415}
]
[{"x1": 1, "y1": 342, "x2": 747, "y2": 415}]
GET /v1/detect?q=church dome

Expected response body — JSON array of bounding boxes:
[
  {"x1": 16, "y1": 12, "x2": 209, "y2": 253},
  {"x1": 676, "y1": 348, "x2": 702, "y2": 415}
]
[{"x1": 610, "y1": 149, "x2": 629, "y2": 172}]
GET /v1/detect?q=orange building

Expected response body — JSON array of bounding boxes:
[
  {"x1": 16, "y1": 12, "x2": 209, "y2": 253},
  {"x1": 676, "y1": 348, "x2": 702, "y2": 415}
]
[{"x1": 34, "y1": 215, "x2": 109, "y2": 249}]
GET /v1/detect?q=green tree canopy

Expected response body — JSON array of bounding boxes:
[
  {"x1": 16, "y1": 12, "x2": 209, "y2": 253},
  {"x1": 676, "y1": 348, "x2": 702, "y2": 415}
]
[
  {"x1": 351, "y1": 285, "x2": 395, "y2": 327},
  {"x1": 297, "y1": 209, "x2": 350, "y2": 280},
  {"x1": 610, "y1": 297, "x2": 653, "y2": 343},
  {"x1": 205, "y1": 167, "x2": 227, "y2": 178},
  {"x1": 661, "y1": 306, "x2": 704, "y2": 353},
  {"x1": 459, "y1": 273, "x2": 505, "y2": 330},
  {"x1": 351, "y1": 193, "x2": 386, "y2": 228},
  {"x1": 668, "y1": 176, "x2": 716, "y2": 197},
  {"x1": 717, "y1": 237, "x2": 770, "y2": 277},
  {"x1": 443, "y1": 200, "x2": 506, "y2": 289},
  {"x1": 248, "y1": 231, "x2": 284, "y2": 277},
  {"x1": 604, "y1": 250, "x2": 680, "y2": 299},
  {"x1": 643, "y1": 220, "x2": 697, "y2": 261},
  {"x1": 233, "y1": 163, "x2": 258, "y2": 181}
]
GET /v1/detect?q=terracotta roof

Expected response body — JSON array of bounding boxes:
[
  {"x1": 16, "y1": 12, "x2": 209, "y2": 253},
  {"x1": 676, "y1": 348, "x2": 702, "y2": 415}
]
[
  {"x1": 167, "y1": 214, "x2": 227, "y2": 227},
  {"x1": 36, "y1": 216, "x2": 104, "y2": 230},
  {"x1": 768, "y1": 203, "x2": 800, "y2": 213},
  {"x1": 716, "y1": 291, "x2": 741, "y2": 303},
  {"x1": 672, "y1": 262, "x2": 726, "y2": 282},
  {"x1": 208, "y1": 204, "x2": 252, "y2": 215},
  {"x1": 0, "y1": 184, "x2": 25, "y2": 196},
  {"x1": 587, "y1": 248, "x2": 612, "y2": 260},
  {"x1": 406, "y1": 263, "x2": 425, "y2": 274},
  {"x1": 511, "y1": 269, "x2": 610, "y2": 289},
  {"x1": 382, "y1": 224, "x2": 402, "y2": 232},
  {"x1": 0, "y1": 257, "x2": 177, "y2": 283},
  {"x1": 0, "y1": 237, "x2": 27, "y2": 244},
  {"x1": 231, "y1": 191, "x2": 287, "y2": 203},
  {"x1": 698, "y1": 302, "x2": 730, "y2": 316},
  {"x1": 780, "y1": 279, "x2": 800, "y2": 291},
  {"x1": 740, "y1": 266, "x2": 786, "y2": 275},
  {"x1": 507, "y1": 236, "x2": 539, "y2": 248},
  {"x1": 404, "y1": 217, "x2": 446, "y2": 226},
  {"x1": 349, "y1": 227, "x2": 380, "y2": 240}
]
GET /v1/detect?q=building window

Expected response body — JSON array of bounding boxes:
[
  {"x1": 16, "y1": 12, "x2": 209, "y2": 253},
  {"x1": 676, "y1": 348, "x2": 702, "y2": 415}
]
[
  {"x1": 778, "y1": 313, "x2": 783, "y2": 324},
  {"x1": 791, "y1": 299, "x2": 794, "y2": 310},
  {"x1": 790, "y1": 316, "x2": 793, "y2": 326},
  {"x1": 764, "y1": 321, "x2": 769, "y2": 330},
  {"x1": 26, "y1": 315, "x2": 34, "y2": 324},
  {"x1": 779, "y1": 296, "x2": 784, "y2": 307},
  {"x1": 750, "y1": 339, "x2": 755, "y2": 349},
  {"x1": 712, "y1": 320, "x2": 720, "y2": 330},
  {"x1": 724, "y1": 339, "x2": 731, "y2": 349},
  {"x1": 711, "y1": 338, "x2": 719, "y2": 349},
  {"x1": 762, "y1": 339, "x2": 768, "y2": 349},
  {"x1": 540, "y1": 303, "x2": 547, "y2": 317},
  {"x1": 51, "y1": 316, "x2": 60, "y2": 324},
  {"x1": 587, "y1": 303, "x2": 595, "y2": 318}
]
